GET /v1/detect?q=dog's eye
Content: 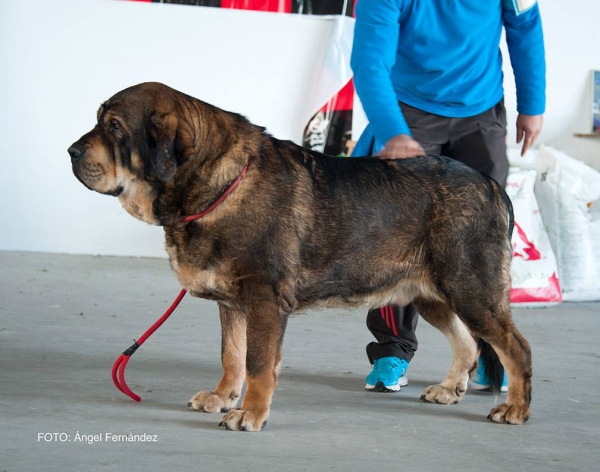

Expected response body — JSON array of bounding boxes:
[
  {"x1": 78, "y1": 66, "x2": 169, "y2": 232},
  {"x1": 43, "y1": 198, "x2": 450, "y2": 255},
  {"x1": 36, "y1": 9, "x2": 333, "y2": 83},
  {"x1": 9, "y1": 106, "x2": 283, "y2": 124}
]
[{"x1": 109, "y1": 119, "x2": 121, "y2": 132}]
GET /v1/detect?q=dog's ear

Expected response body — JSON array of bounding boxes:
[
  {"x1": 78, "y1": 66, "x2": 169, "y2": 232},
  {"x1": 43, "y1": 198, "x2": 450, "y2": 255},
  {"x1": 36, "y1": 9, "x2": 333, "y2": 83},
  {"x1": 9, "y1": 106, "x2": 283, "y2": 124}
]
[{"x1": 150, "y1": 113, "x2": 178, "y2": 182}]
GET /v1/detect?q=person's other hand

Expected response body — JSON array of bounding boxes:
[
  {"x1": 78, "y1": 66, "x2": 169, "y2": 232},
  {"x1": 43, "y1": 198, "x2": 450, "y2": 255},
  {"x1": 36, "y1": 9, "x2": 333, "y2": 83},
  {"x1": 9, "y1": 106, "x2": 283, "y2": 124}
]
[
  {"x1": 516, "y1": 114, "x2": 543, "y2": 156},
  {"x1": 377, "y1": 134, "x2": 425, "y2": 159}
]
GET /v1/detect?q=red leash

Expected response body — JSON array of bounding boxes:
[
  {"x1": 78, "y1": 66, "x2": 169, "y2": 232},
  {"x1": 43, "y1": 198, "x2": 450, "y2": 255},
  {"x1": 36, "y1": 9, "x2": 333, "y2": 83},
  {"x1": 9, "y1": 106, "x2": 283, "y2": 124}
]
[
  {"x1": 112, "y1": 288, "x2": 187, "y2": 401},
  {"x1": 111, "y1": 160, "x2": 251, "y2": 402}
]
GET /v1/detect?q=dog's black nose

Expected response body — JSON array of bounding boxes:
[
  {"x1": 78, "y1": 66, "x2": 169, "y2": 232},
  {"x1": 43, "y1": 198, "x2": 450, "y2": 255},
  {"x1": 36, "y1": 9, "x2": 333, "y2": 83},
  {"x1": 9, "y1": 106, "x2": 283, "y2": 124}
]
[{"x1": 68, "y1": 143, "x2": 86, "y2": 162}]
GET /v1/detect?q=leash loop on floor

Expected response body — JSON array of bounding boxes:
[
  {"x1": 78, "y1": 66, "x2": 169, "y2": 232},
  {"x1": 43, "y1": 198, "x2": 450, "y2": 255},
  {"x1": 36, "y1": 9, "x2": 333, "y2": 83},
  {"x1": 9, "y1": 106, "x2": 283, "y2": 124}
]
[{"x1": 111, "y1": 288, "x2": 187, "y2": 402}]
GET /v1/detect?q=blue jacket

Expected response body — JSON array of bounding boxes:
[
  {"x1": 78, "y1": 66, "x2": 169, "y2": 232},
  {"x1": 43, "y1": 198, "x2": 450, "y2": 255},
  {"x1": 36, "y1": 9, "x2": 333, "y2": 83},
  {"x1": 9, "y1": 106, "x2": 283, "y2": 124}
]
[{"x1": 350, "y1": 0, "x2": 546, "y2": 147}]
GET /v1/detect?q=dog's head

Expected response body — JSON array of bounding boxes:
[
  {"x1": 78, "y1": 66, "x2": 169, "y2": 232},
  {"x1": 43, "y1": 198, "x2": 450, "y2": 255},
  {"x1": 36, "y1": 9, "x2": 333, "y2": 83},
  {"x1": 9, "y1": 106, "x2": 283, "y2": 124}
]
[{"x1": 68, "y1": 82, "x2": 193, "y2": 224}]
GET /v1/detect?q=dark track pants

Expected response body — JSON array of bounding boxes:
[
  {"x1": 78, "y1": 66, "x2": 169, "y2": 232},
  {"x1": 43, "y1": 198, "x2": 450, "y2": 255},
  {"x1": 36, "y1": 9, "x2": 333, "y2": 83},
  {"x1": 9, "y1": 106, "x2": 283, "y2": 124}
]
[{"x1": 366, "y1": 99, "x2": 509, "y2": 364}]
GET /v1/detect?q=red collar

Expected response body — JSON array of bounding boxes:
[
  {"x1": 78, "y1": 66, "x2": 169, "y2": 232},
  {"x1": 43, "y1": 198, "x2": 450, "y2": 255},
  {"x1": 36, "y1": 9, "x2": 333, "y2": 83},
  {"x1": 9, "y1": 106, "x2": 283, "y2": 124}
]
[{"x1": 182, "y1": 160, "x2": 251, "y2": 223}]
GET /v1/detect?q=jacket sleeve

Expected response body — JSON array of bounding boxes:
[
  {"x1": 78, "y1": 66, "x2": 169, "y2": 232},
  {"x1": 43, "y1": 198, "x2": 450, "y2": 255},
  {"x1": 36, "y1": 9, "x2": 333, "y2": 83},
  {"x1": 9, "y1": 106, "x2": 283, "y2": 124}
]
[
  {"x1": 350, "y1": 0, "x2": 410, "y2": 143},
  {"x1": 503, "y1": 2, "x2": 546, "y2": 115}
]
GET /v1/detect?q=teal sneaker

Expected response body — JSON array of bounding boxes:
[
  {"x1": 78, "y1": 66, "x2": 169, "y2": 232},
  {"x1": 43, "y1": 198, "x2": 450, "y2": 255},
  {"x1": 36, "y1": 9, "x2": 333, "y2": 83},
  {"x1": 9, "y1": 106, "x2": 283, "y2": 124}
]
[
  {"x1": 469, "y1": 360, "x2": 508, "y2": 392},
  {"x1": 365, "y1": 356, "x2": 409, "y2": 392}
]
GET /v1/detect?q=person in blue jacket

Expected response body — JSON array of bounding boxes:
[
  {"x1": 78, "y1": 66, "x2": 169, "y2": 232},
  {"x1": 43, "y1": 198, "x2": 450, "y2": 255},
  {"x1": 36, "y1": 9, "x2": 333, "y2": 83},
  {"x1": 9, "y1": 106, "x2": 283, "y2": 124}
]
[{"x1": 351, "y1": 0, "x2": 546, "y2": 392}]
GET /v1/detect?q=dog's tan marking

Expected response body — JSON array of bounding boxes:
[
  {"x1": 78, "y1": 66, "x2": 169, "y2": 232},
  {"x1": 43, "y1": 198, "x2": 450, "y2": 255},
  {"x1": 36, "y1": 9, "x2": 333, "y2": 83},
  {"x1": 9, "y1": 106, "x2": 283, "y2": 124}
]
[
  {"x1": 220, "y1": 369, "x2": 276, "y2": 432},
  {"x1": 75, "y1": 135, "x2": 118, "y2": 194},
  {"x1": 167, "y1": 256, "x2": 238, "y2": 302},
  {"x1": 115, "y1": 152, "x2": 159, "y2": 224},
  {"x1": 486, "y1": 329, "x2": 532, "y2": 425},
  {"x1": 189, "y1": 305, "x2": 247, "y2": 413}
]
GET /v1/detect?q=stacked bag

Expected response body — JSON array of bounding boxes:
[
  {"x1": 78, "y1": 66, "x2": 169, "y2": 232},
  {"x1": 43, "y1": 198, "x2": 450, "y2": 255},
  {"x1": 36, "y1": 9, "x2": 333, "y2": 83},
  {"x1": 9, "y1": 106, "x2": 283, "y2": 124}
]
[
  {"x1": 506, "y1": 166, "x2": 562, "y2": 305},
  {"x1": 507, "y1": 146, "x2": 600, "y2": 305},
  {"x1": 535, "y1": 146, "x2": 600, "y2": 301}
]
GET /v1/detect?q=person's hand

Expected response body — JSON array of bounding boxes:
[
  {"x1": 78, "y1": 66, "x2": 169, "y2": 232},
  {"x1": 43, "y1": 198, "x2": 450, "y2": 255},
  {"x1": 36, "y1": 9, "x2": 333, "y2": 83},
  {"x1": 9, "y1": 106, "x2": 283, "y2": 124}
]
[
  {"x1": 516, "y1": 114, "x2": 543, "y2": 156},
  {"x1": 376, "y1": 134, "x2": 425, "y2": 160}
]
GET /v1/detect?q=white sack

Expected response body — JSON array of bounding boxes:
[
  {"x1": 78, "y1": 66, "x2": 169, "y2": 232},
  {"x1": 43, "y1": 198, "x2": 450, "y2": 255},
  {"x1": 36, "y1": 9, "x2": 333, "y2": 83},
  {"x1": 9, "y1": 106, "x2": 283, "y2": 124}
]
[{"x1": 535, "y1": 146, "x2": 600, "y2": 301}]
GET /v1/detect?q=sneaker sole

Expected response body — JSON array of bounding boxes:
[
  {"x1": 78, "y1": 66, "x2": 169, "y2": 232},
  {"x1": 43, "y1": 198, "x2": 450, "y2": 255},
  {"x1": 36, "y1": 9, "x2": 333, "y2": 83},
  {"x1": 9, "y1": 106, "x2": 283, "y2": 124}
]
[{"x1": 365, "y1": 377, "x2": 408, "y2": 392}]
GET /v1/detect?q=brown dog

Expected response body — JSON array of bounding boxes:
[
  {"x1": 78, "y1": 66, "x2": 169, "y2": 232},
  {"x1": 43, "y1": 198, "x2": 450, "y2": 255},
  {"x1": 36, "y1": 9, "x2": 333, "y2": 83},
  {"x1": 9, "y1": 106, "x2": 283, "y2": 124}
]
[{"x1": 69, "y1": 82, "x2": 532, "y2": 431}]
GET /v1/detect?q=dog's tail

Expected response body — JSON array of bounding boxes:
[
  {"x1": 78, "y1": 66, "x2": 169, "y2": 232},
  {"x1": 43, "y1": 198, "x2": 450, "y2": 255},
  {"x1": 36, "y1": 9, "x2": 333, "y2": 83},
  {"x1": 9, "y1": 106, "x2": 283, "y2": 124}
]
[
  {"x1": 478, "y1": 339, "x2": 504, "y2": 394},
  {"x1": 489, "y1": 177, "x2": 515, "y2": 240},
  {"x1": 500, "y1": 186, "x2": 515, "y2": 240}
]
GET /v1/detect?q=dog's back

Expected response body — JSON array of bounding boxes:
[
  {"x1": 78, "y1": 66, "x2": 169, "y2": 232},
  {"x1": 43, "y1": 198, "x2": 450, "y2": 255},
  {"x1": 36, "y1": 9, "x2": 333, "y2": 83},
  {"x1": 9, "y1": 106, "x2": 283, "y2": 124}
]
[{"x1": 268, "y1": 144, "x2": 513, "y2": 311}]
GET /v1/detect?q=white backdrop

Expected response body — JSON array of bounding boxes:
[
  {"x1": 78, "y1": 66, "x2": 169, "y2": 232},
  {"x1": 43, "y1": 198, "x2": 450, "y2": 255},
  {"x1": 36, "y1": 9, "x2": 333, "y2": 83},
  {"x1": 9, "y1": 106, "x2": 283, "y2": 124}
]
[
  {"x1": 499, "y1": 0, "x2": 600, "y2": 169},
  {"x1": 354, "y1": 1, "x2": 600, "y2": 171},
  {"x1": 0, "y1": 0, "x2": 353, "y2": 257},
  {"x1": 1, "y1": 0, "x2": 599, "y2": 257}
]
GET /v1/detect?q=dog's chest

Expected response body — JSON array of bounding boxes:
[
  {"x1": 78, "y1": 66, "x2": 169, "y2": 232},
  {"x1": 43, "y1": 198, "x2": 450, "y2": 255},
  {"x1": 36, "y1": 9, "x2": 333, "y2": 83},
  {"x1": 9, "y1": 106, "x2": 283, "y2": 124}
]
[{"x1": 165, "y1": 241, "x2": 238, "y2": 303}]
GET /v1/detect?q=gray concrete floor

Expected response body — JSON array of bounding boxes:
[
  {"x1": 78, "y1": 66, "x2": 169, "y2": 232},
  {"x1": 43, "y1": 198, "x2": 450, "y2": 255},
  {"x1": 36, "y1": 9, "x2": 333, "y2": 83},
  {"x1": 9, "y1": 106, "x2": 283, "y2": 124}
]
[{"x1": 1, "y1": 251, "x2": 599, "y2": 471}]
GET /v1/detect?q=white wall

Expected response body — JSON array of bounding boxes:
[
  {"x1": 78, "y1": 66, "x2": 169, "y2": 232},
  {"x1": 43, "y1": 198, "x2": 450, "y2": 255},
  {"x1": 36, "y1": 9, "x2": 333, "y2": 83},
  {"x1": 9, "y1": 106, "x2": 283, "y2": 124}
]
[
  {"x1": 1, "y1": 0, "x2": 599, "y2": 257},
  {"x1": 0, "y1": 0, "x2": 352, "y2": 257},
  {"x1": 352, "y1": 0, "x2": 600, "y2": 170},
  {"x1": 501, "y1": 0, "x2": 600, "y2": 169}
]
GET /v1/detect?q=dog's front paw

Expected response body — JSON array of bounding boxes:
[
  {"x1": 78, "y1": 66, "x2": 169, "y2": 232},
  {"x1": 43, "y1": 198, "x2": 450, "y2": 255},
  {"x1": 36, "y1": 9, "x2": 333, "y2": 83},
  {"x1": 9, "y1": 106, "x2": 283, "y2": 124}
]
[
  {"x1": 420, "y1": 384, "x2": 463, "y2": 405},
  {"x1": 487, "y1": 403, "x2": 529, "y2": 425},
  {"x1": 219, "y1": 409, "x2": 268, "y2": 432},
  {"x1": 187, "y1": 390, "x2": 240, "y2": 413}
]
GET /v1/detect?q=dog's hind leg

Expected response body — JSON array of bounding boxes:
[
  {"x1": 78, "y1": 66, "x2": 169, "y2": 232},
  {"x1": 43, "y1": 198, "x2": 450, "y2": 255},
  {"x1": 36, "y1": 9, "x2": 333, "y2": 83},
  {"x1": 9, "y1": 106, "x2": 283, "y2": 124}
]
[
  {"x1": 188, "y1": 304, "x2": 247, "y2": 414},
  {"x1": 449, "y1": 288, "x2": 532, "y2": 424},
  {"x1": 478, "y1": 321, "x2": 532, "y2": 425},
  {"x1": 414, "y1": 299, "x2": 478, "y2": 405}
]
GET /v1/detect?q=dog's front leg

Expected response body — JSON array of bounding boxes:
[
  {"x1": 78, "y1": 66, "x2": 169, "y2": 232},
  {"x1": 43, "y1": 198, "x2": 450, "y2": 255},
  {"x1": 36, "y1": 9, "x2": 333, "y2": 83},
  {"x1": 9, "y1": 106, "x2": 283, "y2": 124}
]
[
  {"x1": 188, "y1": 304, "x2": 246, "y2": 413},
  {"x1": 220, "y1": 301, "x2": 288, "y2": 432}
]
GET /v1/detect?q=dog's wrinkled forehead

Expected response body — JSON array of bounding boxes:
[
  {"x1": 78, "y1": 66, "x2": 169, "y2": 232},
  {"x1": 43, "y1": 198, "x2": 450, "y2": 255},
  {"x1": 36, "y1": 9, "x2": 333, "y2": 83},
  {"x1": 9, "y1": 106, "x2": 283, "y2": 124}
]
[
  {"x1": 97, "y1": 83, "x2": 178, "y2": 126},
  {"x1": 96, "y1": 97, "x2": 145, "y2": 129}
]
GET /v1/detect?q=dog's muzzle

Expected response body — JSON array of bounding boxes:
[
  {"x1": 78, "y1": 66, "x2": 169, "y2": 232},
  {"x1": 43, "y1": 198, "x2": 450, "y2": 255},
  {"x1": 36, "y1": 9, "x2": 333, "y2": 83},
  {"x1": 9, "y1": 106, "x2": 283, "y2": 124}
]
[{"x1": 68, "y1": 143, "x2": 86, "y2": 162}]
